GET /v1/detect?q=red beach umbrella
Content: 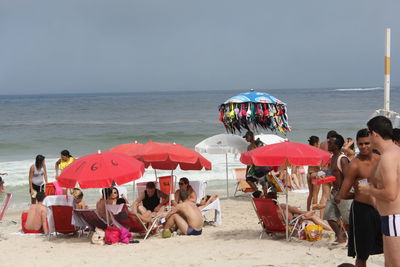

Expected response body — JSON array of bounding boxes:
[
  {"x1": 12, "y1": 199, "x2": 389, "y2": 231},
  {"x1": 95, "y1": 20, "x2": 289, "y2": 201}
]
[
  {"x1": 57, "y1": 151, "x2": 145, "y2": 189},
  {"x1": 128, "y1": 141, "x2": 212, "y2": 171},
  {"x1": 108, "y1": 142, "x2": 144, "y2": 154},
  {"x1": 240, "y1": 141, "x2": 330, "y2": 167}
]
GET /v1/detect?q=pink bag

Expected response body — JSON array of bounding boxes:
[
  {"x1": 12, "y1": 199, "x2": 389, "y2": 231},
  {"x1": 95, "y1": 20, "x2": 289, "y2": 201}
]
[
  {"x1": 119, "y1": 227, "x2": 132, "y2": 244},
  {"x1": 105, "y1": 226, "x2": 120, "y2": 245}
]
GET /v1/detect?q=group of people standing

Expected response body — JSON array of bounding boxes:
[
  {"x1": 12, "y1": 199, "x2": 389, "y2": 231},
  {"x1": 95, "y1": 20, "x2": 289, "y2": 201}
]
[
  {"x1": 308, "y1": 116, "x2": 400, "y2": 267},
  {"x1": 28, "y1": 150, "x2": 74, "y2": 203}
]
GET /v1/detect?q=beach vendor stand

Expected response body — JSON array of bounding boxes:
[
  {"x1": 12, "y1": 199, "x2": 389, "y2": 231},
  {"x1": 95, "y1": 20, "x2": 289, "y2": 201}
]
[
  {"x1": 57, "y1": 151, "x2": 145, "y2": 225},
  {"x1": 219, "y1": 89, "x2": 291, "y2": 134},
  {"x1": 240, "y1": 141, "x2": 330, "y2": 240}
]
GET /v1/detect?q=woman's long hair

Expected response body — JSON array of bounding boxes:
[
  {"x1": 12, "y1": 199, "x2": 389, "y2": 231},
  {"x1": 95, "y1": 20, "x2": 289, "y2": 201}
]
[{"x1": 35, "y1": 155, "x2": 45, "y2": 169}]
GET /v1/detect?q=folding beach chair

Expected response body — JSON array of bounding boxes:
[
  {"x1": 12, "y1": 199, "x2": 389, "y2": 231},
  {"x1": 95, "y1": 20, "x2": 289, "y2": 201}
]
[
  {"x1": 233, "y1": 168, "x2": 255, "y2": 197},
  {"x1": 157, "y1": 175, "x2": 175, "y2": 196},
  {"x1": 252, "y1": 198, "x2": 302, "y2": 240},
  {"x1": 51, "y1": 205, "x2": 76, "y2": 236},
  {"x1": 0, "y1": 193, "x2": 12, "y2": 222},
  {"x1": 106, "y1": 204, "x2": 159, "y2": 240},
  {"x1": 200, "y1": 198, "x2": 222, "y2": 225},
  {"x1": 74, "y1": 209, "x2": 107, "y2": 231}
]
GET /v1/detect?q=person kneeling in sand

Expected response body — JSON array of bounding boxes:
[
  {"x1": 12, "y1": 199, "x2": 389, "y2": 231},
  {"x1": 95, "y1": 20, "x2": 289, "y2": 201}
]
[
  {"x1": 163, "y1": 190, "x2": 204, "y2": 237},
  {"x1": 25, "y1": 191, "x2": 49, "y2": 234}
]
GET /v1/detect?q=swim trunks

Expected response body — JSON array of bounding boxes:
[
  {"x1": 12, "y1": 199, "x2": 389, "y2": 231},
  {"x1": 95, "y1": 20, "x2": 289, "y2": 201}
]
[
  {"x1": 381, "y1": 214, "x2": 400, "y2": 237},
  {"x1": 323, "y1": 190, "x2": 351, "y2": 225},
  {"x1": 187, "y1": 227, "x2": 202, "y2": 236},
  {"x1": 348, "y1": 201, "x2": 383, "y2": 260}
]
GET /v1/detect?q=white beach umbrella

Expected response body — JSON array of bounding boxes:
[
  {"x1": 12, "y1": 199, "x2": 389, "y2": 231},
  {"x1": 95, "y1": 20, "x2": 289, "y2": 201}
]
[
  {"x1": 255, "y1": 134, "x2": 286, "y2": 145},
  {"x1": 195, "y1": 134, "x2": 248, "y2": 197}
]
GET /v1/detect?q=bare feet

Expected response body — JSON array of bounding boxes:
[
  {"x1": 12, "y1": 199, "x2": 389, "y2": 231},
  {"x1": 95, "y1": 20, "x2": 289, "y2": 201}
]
[{"x1": 312, "y1": 203, "x2": 326, "y2": 210}]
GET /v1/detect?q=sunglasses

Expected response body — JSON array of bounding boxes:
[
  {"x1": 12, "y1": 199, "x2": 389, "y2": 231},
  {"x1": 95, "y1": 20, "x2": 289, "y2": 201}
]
[
  {"x1": 178, "y1": 182, "x2": 185, "y2": 185},
  {"x1": 112, "y1": 191, "x2": 118, "y2": 194}
]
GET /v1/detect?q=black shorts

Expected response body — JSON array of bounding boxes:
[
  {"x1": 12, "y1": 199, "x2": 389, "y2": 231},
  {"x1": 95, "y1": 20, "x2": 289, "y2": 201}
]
[
  {"x1": 30, "y1": 183, "x2": 44, "y2": 193},
  {"x1": 348, "y1": 200, "x2": 383, "y2": 261}
]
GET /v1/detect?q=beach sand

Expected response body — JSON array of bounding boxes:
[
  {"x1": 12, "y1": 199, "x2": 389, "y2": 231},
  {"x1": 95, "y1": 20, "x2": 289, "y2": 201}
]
[{"x1": 0, "y1": 192, "x2": 384, "y2": 267}]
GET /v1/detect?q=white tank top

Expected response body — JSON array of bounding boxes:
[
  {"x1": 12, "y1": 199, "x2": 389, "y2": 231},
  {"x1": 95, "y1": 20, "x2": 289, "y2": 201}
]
[{"x1": 32, "y1": 165, "x2": 45, "y2": 186}]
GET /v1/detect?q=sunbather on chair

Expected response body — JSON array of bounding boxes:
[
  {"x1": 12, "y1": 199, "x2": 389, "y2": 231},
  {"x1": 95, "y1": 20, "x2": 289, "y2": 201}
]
[
  {"x1": 277, "y1": 203, "x2": 332, "y2": 231},
  {"x1": 163, "y1": 190, "x2": 203, "y2": 237},
  {"x1": 197, "y1": 194, "x2": 218, "y2": 210},
  {"x1": 132, "y1": 182, "x2": 169, "y2": 223},
  {"x1": 24, "y1": 191, "x2": 49, "y2": 234}
]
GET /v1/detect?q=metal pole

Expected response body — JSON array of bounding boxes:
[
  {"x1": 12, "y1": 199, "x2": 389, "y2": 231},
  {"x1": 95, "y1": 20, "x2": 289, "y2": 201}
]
[
  {"x1": 384, "y1": 28, "x2": 391, "y2": 117},
  {"x1": 226, "y1": 153, "x2": 229, "y2": 198},
  {"x1": 286, "y1": 192, "x2": 289, "y2": 241}
]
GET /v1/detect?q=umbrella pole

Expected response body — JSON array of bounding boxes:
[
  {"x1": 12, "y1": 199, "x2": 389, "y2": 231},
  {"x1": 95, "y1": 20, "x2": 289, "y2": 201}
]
[
  {"x1": 225, "y1": 153, "x2": 229, "y2": 198},
  {"x1": 169, "y1": 170, "x2": 174, "y2": 208},
  {"x1": 103, "y1": 188, "x2": 109, "y2": 226},
  {"x1": 286, "y1": 164, "x2": 289, "y2": 241},
  {"x1": 132, "y1": 181, "x2": 136, "y2": 203}
]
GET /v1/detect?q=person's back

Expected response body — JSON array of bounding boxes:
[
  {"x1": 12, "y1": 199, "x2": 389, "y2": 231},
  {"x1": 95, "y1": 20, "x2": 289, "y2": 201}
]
[
  {"x1": 176, "y1": 200, "x2": 203, "y2": 231},
  {"x1": 25, "y1": 192, "x2": 48, "y2": 234}
]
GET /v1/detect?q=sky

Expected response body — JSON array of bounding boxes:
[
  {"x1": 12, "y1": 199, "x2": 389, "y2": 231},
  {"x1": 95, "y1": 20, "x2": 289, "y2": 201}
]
[{"x1": 0, "y1": 0, "x2": 399, "y2": 95}]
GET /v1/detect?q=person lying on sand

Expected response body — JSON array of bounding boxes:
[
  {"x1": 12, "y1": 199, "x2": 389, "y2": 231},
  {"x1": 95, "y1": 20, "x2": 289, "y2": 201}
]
[
  {"x1": 163, "y1": 190, "x2": 204, "y2": 237},
  {"x1": 24, "y1": 191, "x2": 49, "y2": 234}
]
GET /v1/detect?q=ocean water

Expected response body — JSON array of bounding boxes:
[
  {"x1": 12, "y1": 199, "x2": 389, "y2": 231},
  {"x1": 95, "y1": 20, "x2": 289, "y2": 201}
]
[{"x1": 1, "y1": 87, "x2": 399, "y2": 210}]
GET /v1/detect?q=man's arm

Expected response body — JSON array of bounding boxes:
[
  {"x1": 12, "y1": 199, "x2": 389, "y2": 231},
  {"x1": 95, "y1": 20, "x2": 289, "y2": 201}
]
[
  {"x1": 337, "y1": 160, "x2": 357, "y2": 201},
  {"x1": 132, "y1": 192, "x2": 145, "y2": 214},
  {"x1": 157, "y1": 190, "x2": 169, "y2": 206},
  {"x1": 359, "y1": 154, "x2": 399, "y2": 201},
  {"x1": 340, "y1": 157, "x2": 350, "y2": 178}
]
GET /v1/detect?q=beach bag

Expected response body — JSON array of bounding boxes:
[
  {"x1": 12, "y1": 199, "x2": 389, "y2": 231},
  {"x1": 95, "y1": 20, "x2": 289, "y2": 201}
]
[
  {"x1": 119, "y1": 227, "x2": 132, "y2": 244},
  {"x1": 91, "y1": 227, "x2": 105, "y2": 245},
  {"x1": 305, "y1": 225, "x2": 323, "y2": 241},
  {"x1": 105, "y1": 226, "x2": 120, "y2": 245}
]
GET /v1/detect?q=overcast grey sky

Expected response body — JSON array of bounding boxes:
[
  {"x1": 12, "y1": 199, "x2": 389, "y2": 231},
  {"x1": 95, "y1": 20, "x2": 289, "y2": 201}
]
[{"x1": 0, "y1": 0, "x2": 399, "y2": 94}]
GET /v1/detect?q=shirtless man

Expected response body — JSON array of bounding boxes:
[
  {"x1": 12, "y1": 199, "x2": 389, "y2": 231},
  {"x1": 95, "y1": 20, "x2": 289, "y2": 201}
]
[
  {"x1": 323, "y1": 133, "x2": 351, "y2": 244},
  {"x1": 162, "y1": 190, "x2": 203, "y2": 237},
  {"x1": 337, "y1": 129, "x2": 383, "y2": 267},
  {"x1": 359, "y1": 116, "x2": 400, "y2": 267},
  {"x1": 25, "y1": 191, "x2": 48, "y2": 234},
  {"x1": 320, "y1": 130, "x2": 338, "y2": 151}
]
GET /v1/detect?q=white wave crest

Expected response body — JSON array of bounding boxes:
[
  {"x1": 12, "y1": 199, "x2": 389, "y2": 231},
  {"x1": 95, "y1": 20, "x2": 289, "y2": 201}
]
[{"x1": 335, "y1": 87, "x2": 383, "y2": 92}]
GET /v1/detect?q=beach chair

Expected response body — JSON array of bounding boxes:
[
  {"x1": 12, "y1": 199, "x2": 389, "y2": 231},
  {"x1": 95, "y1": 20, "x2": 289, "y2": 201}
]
[
  {"x1": 189, "y1": 180, "x2": 207, "y2": 204},
  {"x1": 157, "y1": 175, "x2": 175, "y2": 196},
  {"x1": 200, "y1": 198, "x2": 222, "y2": 225},
  {"x1": 45, "y1": 183, "x2": 56, "y2": 196},
  {"x1": 233, "y1": 168, "x2": 255, "y2": 197},
  {"x1": 51, "y1": 205, "x2": 76, "y2": 236},
  {"x1": 0, "y1": 193, "x2": 12, "y2": 222},
  {"x1": 74, "y1": 209, "x2": 107, "y2": 231},
  {"x1": 106, "y1": 204, "x2": 159, "y2": 240},
  {"x1": 252, "y1": 198, "x2": 302, "y2": 239}
]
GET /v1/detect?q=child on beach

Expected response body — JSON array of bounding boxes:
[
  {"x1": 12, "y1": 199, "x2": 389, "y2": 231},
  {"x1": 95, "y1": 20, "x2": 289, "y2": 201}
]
[
  {"x1": 25, "y1": 191, "x2": 49, "y2": 234},
  {"x1": 71, "y1": 188, "x2": 88, "y2": 209}
]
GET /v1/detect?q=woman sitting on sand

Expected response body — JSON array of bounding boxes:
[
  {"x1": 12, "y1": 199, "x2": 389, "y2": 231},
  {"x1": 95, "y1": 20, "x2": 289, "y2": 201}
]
[{"x1": 173, "y1": 177, "x2": 197, "y2": 206}]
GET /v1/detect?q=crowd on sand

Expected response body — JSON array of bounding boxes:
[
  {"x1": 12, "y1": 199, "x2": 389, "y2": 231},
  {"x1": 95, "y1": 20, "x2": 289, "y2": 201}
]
[{"x1": 2, "y1": 115, "x2": 400, "y2": 267}]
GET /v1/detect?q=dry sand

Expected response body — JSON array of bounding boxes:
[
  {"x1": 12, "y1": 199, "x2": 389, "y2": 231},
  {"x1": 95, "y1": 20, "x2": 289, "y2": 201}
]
[{"x1": 0, "y1": 192, "x2": 384, "y2": 267}]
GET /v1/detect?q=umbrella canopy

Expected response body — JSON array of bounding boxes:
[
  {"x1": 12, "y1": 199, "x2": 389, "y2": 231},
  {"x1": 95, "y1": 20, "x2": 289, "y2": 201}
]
[
  {"x1": 109, "y1": 142, "x2": 143, "y2": 154},
  {"x1": 240, "y1": 141, "x2": 330, "y2": 166},
  {"x1": 195, "y1": 133, "x2": 248, "y2": 154},
  {"x1": 219, "y1": 89, "x2": 290, "y2": 134},
  {"x1": 128, "y1": 141, "x2": 212, "y2": 171},
  {"x1": 255, "y1": 134, "x2": 286, "y2": 145},
  {"x1": 57, "y1": 151, "x2": 145, "y2": 189}
]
